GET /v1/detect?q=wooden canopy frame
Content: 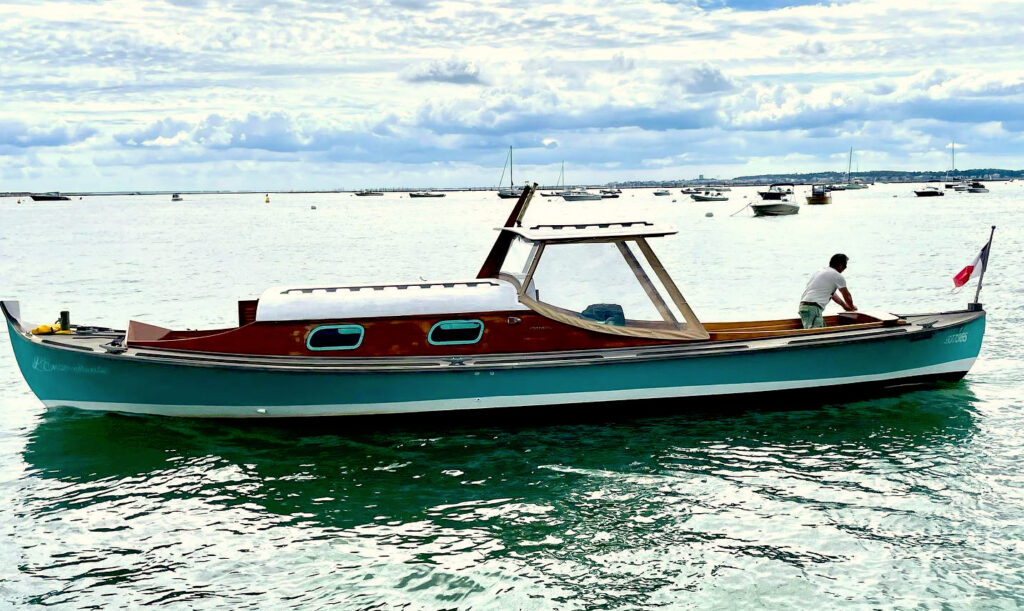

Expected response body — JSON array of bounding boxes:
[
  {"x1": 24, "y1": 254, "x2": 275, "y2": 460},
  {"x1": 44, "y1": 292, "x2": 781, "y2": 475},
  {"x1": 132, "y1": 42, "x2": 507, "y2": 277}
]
[{"x1": 477, "y1": 184, "x2": 710, "y2": 341}]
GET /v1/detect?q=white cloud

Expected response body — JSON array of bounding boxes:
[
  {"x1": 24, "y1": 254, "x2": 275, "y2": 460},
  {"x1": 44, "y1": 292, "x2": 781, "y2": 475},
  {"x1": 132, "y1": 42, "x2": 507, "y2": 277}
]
[{"x1": 1, "y1": 0, "x2": 1023, "y2": 189}]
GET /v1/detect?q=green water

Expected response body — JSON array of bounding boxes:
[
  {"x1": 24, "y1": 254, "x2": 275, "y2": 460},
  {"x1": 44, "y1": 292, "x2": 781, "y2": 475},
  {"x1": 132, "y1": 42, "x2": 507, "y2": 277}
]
[{"x1": 2, "y1": 186, "x2": 1023, "y2": 607}]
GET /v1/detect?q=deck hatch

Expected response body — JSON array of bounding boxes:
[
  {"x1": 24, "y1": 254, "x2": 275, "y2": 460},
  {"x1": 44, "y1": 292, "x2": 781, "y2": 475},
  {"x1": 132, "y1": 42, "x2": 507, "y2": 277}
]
[
  {"x1": 306, "y1": 324, "x2": 365, "y2": 351},
  {"x1": 428, "y1": 320, "x2": 484, "y2": 345}
]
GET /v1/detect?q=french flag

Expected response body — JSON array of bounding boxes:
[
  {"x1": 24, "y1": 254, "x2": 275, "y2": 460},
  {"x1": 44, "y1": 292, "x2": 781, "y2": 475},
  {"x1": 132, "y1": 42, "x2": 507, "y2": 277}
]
[{"x1": 953, "y1": 241, "x2": 991, "y2": 288}]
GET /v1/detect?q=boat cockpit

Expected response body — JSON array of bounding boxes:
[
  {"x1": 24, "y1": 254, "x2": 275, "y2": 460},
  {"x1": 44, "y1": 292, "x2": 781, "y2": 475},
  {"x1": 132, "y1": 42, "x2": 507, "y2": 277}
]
[{"x1": 490, "y1": 221, "x2": 710, "y2": 340}]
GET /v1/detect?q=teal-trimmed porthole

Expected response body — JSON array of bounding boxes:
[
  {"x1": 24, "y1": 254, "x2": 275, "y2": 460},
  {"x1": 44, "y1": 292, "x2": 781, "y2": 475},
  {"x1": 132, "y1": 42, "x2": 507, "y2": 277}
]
[
  {"x1": 428, "y1": 319, "x2": 484, "y2": 345},
  {"x1": 306, "y1": 324, "x2": 364, "y2": 351}
]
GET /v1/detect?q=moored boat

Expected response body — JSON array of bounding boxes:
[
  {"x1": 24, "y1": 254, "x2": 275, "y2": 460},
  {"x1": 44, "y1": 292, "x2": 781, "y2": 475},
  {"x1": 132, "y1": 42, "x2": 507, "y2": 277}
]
[
  {"x1": 691, "y1": 192, "x2": 728, "y2": 202},
  {"x1": 3, "y1": 185, "x2": 987, "y2": 418},
  {"x1": 757, "y1": 183, "x2": 794, "y2": 200},
  {"x1": 806, "y1": 184, "x2": 831, "y2": 205},
  {"x1": 409, "y1": 191, "x2": 446, "y2": 198},
  {"x1": 561, "y1": 189, "x2": 602, "y2": 201},
  {"x1": 914, "y1": 186, "x2": 944, "y2": 197},
  {"x1": 355, "y1": 190, "x2": 384, "y2": 196},
  {"x1": 751, "y1": 199, "x2": 799, "y2": 216},
  {"x1": 966, "y1": 181, "x2": 989, "y2": 193},
  {"x1": 30, "y1": 192, "x2": 70, "y2": 201},
  {"x1": 171, "y1": 193, "x2": 183, "y2": 201},
  {"x1": 496, "y1": 146, "x2": 525, "y2": 199},
  {"x1": 653, "y1": 190, "x2": 671, "y2": 196}
]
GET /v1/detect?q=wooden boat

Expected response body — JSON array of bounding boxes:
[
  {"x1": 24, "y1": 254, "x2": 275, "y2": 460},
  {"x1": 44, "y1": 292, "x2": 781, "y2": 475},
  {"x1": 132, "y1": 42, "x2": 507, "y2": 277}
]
[
  {"x1": 409, "y1": 192, "x2": 446, "y2": 198},
  {"x1": 3, "y1": 184, "x2": 986, "y2": 418},
  {"x1": 757, "y1": 183, "x2": 793, "y2": 200},
  {"x1": 355, "y1": 190, "x2": 384, "y2": 196},
  {"x1": 914, "y1": 186, "x2": 944, "y2": 197},
  {"x1": 30, "y1": 192, "x2": 70, "y2": 201},
  {"x1": 752, "y1": 199, "x2": 799, "y2": 216},
  {"x1": 806, "y1": 185, "x2": 831, "y2": 205}
]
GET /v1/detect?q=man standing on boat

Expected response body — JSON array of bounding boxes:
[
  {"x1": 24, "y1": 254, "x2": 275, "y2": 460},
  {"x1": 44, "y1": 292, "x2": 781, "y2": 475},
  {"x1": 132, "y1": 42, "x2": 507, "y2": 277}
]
[{"x1": 799, "y1": 254, "x2": 856, "y2": 328}]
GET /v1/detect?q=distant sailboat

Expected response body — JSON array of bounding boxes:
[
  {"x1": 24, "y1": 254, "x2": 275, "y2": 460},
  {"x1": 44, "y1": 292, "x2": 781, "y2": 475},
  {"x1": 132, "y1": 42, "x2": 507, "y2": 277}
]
[
  {"x1": 944, "y1": 142, "x2": 959, "y2": 189},
  {"x1": 541, "y1": 162, "x2": 567, "y2": 197},
  {"x1": 842, "y1": 147, "x2": 868, "y2": 189},
  {"x1": 497, "y1": 147, "x2": 525, "y2": 199}
]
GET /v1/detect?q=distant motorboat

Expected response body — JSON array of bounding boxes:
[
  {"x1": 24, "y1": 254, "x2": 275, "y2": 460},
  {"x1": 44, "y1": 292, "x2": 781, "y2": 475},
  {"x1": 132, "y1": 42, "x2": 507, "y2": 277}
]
[
  {"x1": 680, "y1": 188, "x2": 699, "y2": 194},
  {"x1": 29, "y1": 192, "x2": 70, "y2": 201},
  {"x1": 653, "y1": 190, "x2": 671, "y2": 196},
  {"x1": 171, "y1": 193, "x2": 183, "y2": 201},
  {"x1": 600, "y1": 191, "x2": 620, "y2": 199},
  {"x1": 409, "y1": 191, "x2": 446, "y2": 198},
  {"x1": 691, "y1": 192, "x2": 728, "y2": 202},
  {"x1": 953, "y1": 182, "x2": 969, "y2": 192},
  {"x1": 708, "y1": 185, "x2": 731, "y2": 191},
  {"x1": 355, "y1": 190, "x2": 384, "y2": 196},
  {"x1": 561, "y1": 189, "x2": 602, "y2": 201},
  {"x1": 752, "y1": 198, "x2": 799, "y2": 216},
  {"x1": 917, "y1": 184, "x2": 946, "y2": 196},
  {"x1": 806, "y1": 184, "x2": 832, "y2": 205},
  {"x1": 966, "y1": 181, "x2": 989, "y2": 193},
  {"x1": 757, "y1": 183, "x2": 794, "y2": 200}
]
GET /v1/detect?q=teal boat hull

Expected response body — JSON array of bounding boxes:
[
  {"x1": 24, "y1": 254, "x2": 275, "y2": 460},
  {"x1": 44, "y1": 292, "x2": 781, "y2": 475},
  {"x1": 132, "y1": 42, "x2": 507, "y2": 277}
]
[{"x1": 4, "y1": 301, "x2": 986, "y2": 418}]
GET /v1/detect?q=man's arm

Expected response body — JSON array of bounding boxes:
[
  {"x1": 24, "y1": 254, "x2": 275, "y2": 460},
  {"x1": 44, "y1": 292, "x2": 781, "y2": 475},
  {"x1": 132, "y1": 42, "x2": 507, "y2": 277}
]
[{"x1": 832, "y1": 287, "x2": 856, "y2": 311}]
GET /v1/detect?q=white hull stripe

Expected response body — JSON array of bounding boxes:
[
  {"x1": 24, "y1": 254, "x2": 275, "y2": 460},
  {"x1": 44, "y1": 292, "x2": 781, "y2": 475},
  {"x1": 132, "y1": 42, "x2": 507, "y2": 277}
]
[{"x1": 43, "y1": 357, "x2": 976, "y2": 418}]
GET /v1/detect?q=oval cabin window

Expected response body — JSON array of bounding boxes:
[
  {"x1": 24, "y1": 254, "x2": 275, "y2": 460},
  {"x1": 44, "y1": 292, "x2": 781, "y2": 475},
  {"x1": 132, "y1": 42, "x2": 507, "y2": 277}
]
[
  {"x1": 428, "y1": 320, "x2": 484, "y2": 345},
  {"x1": 306, "y1": 325, "x2": 364, "y2": 351}
]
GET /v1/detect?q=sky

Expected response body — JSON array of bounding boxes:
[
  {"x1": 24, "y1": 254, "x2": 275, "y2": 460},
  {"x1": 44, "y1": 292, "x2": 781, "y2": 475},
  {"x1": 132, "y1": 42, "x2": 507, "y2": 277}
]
[{"x1": 1, "y1": 0, "x2": 1023, "y2": 190}]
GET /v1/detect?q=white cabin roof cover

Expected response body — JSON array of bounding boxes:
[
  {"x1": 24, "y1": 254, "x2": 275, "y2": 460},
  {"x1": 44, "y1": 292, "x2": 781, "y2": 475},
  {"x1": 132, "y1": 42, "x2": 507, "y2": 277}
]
[
  {"x1": 499, "y1": 221, "x2": 677, "y2": 244},
  {"x1": 255, "y1": 278, "x2": 530, "y2": 322}
]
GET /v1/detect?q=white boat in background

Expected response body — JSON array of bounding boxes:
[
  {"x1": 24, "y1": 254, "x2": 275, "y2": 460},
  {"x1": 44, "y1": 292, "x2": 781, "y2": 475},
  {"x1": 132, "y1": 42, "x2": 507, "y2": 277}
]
[
  {"x1": 561, "y1": 189, "x2": 602, "y2": 201},
  {"x1": 840, "y1": 147, "x2": 869, "y2": 189},
  {"x1": 409, "y1": 191, "x2": 446, "y2": 198},
  {"x1": 691, "y1": 191, "x2": 728, "y2": 202},
  {"x1": 757, "y1": 183, "x2": 794, "y2": 200},
  {"x1": 967, "y1": 181, "x2": 989, "y2": 193},
  {"x1": 752, "y1": 197, "x2": 799, "y2": 216},
  {"x1": 653, "y1": 190, "x2": 671, "y2": 196},
  {"x1": 541, "y1": 162, "x2": 569, "y2": 197},
  {"x1": 914, "y1": 186, "x2": 944, "y2": 197}
]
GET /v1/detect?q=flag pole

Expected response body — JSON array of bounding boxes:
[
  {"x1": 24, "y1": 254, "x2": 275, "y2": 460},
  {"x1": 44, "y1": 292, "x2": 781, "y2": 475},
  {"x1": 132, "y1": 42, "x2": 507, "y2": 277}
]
[{"x1": 970, "y1": 225, "x2": 996, "y2": 310}]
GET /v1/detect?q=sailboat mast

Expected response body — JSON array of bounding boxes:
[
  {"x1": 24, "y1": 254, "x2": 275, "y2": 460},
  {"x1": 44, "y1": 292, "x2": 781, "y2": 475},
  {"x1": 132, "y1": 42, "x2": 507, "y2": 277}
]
[
  {"x1": 509, "y1": 146, "x2": 513, "y2": 188},
  {"x1": 952, "y1": 141, "x2": 955, "y2": 173},
  {"x1": 847, "y1": 147, "x2": 853, "y2": 183}
]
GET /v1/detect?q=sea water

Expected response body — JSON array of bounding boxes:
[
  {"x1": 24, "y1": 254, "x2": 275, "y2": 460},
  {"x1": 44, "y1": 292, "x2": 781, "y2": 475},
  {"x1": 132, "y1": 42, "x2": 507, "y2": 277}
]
[{"x1": 1, "y1": 184, "x2": 1022, "y2": 608}]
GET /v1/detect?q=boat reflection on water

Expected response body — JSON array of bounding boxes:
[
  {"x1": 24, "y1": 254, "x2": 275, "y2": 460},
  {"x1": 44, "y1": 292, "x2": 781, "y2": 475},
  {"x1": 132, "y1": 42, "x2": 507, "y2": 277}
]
[{"x1": 21, "y1": 384, "x2": 979, "y2": 525}]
